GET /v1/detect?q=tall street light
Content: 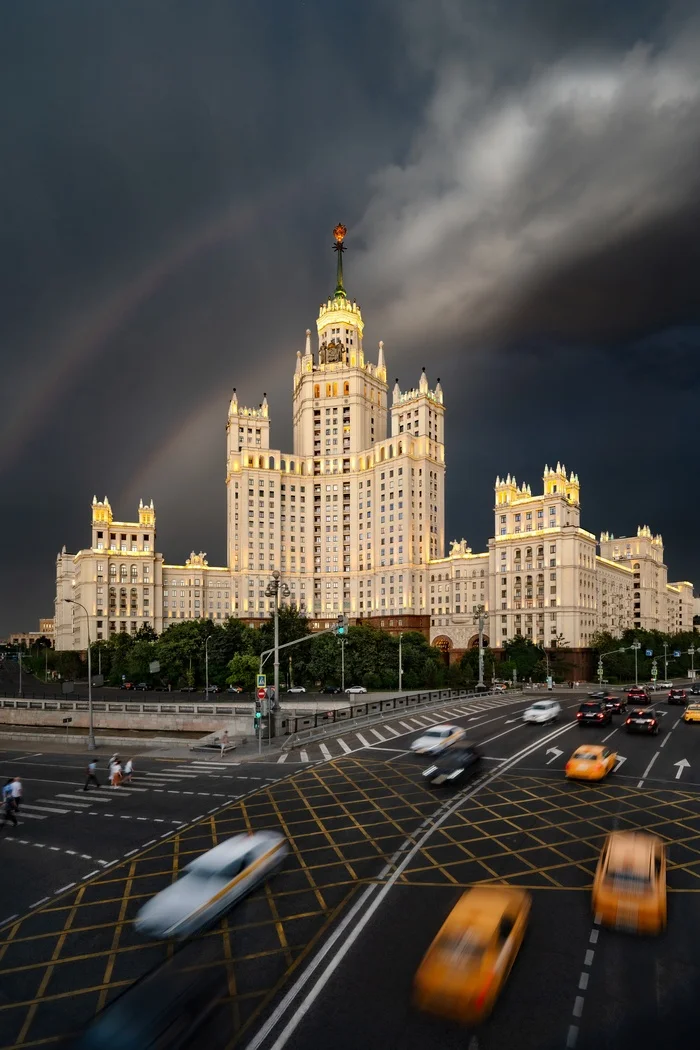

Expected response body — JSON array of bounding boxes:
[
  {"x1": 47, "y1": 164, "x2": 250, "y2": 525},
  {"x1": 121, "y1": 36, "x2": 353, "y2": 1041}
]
[
  {"x1": 473, "y1": 604, "x2": 486, "y2": 690},
  {"x1": 64, "y1": 598, "x2": 96, "y2": 750},
  {"x1": 398, "y1": 632, "x2": 403, "y2": 693},
  {"x1": 631, "y1": 640, "x2": 641, "y2": 687},
  {"x1": 265, "y1": 570, "x2": 290, "y2": 720},
  {"x1": 204, "y1": 634, "x2": 213, "y2": 694}
]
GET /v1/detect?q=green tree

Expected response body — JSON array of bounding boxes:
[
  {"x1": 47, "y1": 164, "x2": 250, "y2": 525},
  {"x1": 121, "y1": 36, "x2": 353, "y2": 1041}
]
[
  {"x1": 503, "y1": 636, "x2": 546, "y2": 681},
  {"x1": 226, "y1": 653, "x2": 259, "y2": 691}
]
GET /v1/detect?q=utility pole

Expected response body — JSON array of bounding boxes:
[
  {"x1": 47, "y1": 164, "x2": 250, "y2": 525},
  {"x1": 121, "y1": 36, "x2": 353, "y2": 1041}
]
[
  {"x1": 64, "y1": 598, "x2": 95, "y2": 750},
  {"x1": 689, "y1": 646, "x2": 696, "y2": 679},
  {"x1": 632, "y1": 640, "x2": 641, "y2": 687},
  {"x1": 18, "y1": 649, "x2": 23, "y2": 697},
  {"x1": 474, "y1": 605, "x2": 486, "y2": 689},
  {"x1": 265, "y1": 570, "x2": 290, "y2": 745},
  {"x1": 398, "y1": 632, "x2": 403, "y2": 692},
  {"x1": 205, "y1": 634, "x2": 212, "y2": 694}
]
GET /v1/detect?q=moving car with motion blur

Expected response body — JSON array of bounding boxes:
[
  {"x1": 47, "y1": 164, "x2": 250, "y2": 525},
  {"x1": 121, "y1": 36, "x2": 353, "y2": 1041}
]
[
  {"x1": 423, "y1": 744, "x2": 482, "y2": 786},
  {"x1": 627, "y1": 687, "x2": 649, "y2": 703},
  {"x1": 521, "y1": 699, "x2": 561, "y2": 725},
  {"x1": 136, "y1": 832, "x2": 287, "y2": 940},
  {"x1": 413, "y1": 885, "x2": 531, "y2": 1024},
  {"x1": 682, "y1": 702, "x2": 700, "y2": 724},
  {"x1": 411, "y1": 724, "x2": 466, "y2": 756},
  {"x1": 690, "y1": 684, "x2": 700, "y2": 696},
  {"x1": 624, "y1": 707, "x2": 660, "y2": 735},
  {"x1": 576, "y1": 701, "x2": 612, "y2": 727},
  {"x1": 667, "y1": 688, "x2": 687, "y2": 705},
  {"x1": 565, "y1": 744, "x2": 617, "y2": 782},
  {"x1": 602, "y1": 695, "x2": 627, "y2": 714},
  {"x1": 592, "y1": 831, "x2": 666, "y2": 934}
]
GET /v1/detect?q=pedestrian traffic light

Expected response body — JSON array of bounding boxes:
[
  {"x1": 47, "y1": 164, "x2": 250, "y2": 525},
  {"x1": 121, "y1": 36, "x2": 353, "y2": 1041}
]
[
  {"x1": 254, "y1": 699, "x2": 262, "y2": 730},
  {"x1": 336, "y1": 614, "x2": 348, "y2": 636}
]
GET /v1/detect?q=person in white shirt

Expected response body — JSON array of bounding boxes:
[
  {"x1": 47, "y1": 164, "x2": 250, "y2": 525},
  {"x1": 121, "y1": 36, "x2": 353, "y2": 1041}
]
[
  {"x1": 10, "y1": 778, "x2": 22, "y2": 811},
  {"x1": 123, "y1": 759, "x2": 134, "y2": 783}
]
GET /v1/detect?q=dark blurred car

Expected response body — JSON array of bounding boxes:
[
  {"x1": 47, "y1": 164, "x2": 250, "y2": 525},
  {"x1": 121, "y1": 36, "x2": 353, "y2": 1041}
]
[
  {"x1": 667, "y1": 689, "x2": 687, "y2": 705},
  {"x1": 322, "y1": 686, "x2": 341, "y2": 694},
  {"x1": 62, "y1": 943, "x2": 226, "y2": 1050},
  {"x1": 577, "y1": 701, "x2": 612, "y2": 727},
  {"x1": 624, "y1": 707, "x2": 660, "y2": 735},
  {"x1": 691, "y1": 684, "x2": 700, "y2": 696},
  {"x1": 422, "y1": 744, "x2": 482, "y2": 786},
  {"x1": 627, "y1": 688, "x2": 649, "y2": 703},
  {"x1": 602, "y1": 695, "x2": 627, "y2": 714},
  {"x1": 120, "y1": 681, "x2": 135, "y2": 691},
  {"x1": 179, "y1": 686, "x2": 196, "y2": 693},
  {"x1": 204, "y1": 685, "x2": 221, "y2": 693},
  {"x1": 135, "y1": 682, "x2": 149, "y2": 691}
]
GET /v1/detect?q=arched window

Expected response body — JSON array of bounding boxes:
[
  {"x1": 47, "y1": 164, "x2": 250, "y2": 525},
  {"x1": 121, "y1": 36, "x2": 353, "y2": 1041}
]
[
  {"x1": 526, "y1": 547, "x2": 532, "y2": 560},
  {"x1": 109, "y1": 588, "x2": 116, "y2": 606},
  {"x1": 119, "y1": 564, "x2": 127, "y2": 581},
  {"x1": 290, "y1": 460, "x2": 295, "y2": 472},
  {"x1": 269, "y1": 456, "x2": 275, "y2": 469},
  {"x1": 514, "y1": 549, "x2": 521, "y2": 560},
  {"x1": 537, "y1": 546, "x2": 544, "y2": 557},
  {"x1": 109, "y1": 565, "x2": 117, "y2": 580},
  {"x1": 130, "y1": 565, "x2": 138, "y2": 582}
]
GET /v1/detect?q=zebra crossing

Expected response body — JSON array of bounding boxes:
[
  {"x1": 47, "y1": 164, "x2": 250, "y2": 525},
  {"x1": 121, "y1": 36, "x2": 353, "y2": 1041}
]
[{"x1": 276, "y1": 692, "x2": 527, "y2": 764}]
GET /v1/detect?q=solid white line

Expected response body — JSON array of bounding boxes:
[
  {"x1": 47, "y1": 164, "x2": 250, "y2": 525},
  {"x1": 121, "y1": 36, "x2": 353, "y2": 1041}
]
[
  {"x1": 277, "y1": 753, "x2": 289, "y2": 764},
  {"x1": 337, "y1": 739, "x2": 352, "y2": 753},
  {"x1": 356, "y1": 734, "x2": 372, "y2": 748},
  {"x1": 479, "y1": 724, "x2": 526, "y2": 747},
  {"x1": 637, "y1": 750, "x2": 661, "y2": 788},
  {"x1": 319, "y1": 744, "x2": 332, "y2": 760},
  {"x1": 243, "y1": 719, "x2": 574, "y2": 1050}
]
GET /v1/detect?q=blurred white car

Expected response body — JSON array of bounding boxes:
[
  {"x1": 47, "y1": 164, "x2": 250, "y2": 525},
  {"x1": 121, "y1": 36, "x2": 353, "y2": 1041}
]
[
  {"x1": 522, "y1": 699, "x2": 561, "y2": 725},
  {"x1": 136, "y1": 832, "x2": 287, "y2": 940},
  {"x1": 287, "y1": 686, "x2": 306, "y2": 693},
  {"x1": 410, "y1": 724, "x2": 466, "y2": 755},
  {"x1": 346, "y1": 685, "x2": 367, "y2": 694}
]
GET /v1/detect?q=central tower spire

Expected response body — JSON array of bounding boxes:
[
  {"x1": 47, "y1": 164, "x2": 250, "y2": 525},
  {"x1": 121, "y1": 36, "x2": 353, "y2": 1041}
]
[{"x1": 333, "y1": 222, "x2": 347, "y2": 297}]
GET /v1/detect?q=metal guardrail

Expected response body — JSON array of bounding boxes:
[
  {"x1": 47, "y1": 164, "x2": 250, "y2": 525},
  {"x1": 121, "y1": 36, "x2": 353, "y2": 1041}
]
[
  {"x1": 0, "y1": 696, "x2": 251, "y2": 717},
  {"x1": 281, "y1": 688, "x2": 519, "y2": 750}
]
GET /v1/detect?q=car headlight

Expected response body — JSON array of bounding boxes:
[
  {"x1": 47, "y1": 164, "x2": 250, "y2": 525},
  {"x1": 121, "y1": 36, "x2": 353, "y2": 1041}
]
[
  {"x1": 423, "y1": 766, "x2": 437, "y2": 777},
  {"x1": 448, "y1": 769, "x2": 463, "y2": 780}
]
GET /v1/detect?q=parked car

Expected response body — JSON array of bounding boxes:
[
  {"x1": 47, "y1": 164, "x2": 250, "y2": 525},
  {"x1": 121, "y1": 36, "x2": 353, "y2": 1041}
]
[
  {"x1": 136, "y1": 832, "x2": 288, "y2": 940},
  {"x1": 287, "y1": 686, "x2": 306, "y2": 694},
  {"x1": 345, "y1": 685, "x2": 367, "y2": 694},
  {"x1": 120, "y1": 682, "x2": 135, "y2": 691}
]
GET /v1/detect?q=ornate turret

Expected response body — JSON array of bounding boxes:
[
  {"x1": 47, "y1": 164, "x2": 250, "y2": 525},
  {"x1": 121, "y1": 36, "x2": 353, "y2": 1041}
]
[
  {"x1": 419, "y1": 367, "x2": 429, "y2": 394},
  {"x1": 139, "y1": 498, "x2": 155, "y2": 528},
  {"x1": 333, "y1": 222, "x2": 347, "y2": 298},
  {"x1": 392, "y1": 377, "x2": 401, "y2": 405},
  {"x1": 495, "y1": 474, "x2": 518, "y2": 506},
  {"x1": 91, "y1": 496, "x2": 112, "y2": 525},
  {"x1": 228, "y1": 388, "x2": 238, "y2": 419},
  {"x1": 377, "y1": 340, "x2": 386, "y2": 381}
]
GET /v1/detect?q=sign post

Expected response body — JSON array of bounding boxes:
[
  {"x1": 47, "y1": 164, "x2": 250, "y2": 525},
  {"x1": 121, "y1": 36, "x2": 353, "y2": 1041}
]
[{"x1": 62, "y1": 715, "x2": 72, "y2": 741}]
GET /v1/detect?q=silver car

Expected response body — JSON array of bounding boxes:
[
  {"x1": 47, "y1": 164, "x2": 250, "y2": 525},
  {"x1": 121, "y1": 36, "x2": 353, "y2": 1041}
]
[
  {"x1": 136, "y1": 832, "x2": 288, "y2": 940},
  {"x1": 522, "y1": 699, "x2": 561, "y2": 725}
]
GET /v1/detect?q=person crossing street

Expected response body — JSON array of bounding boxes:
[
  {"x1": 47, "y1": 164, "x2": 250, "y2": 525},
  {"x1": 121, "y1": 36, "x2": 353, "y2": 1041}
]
[
  {"x1": 83, "y1": 759, "x2": 100, "y2": 790},
  {"x1": 10, "y1": 777, "x2": 22, "y2": 813},
  {"x1": 123, "y1": 758, "x2": 134, "y2": 783},
  {"x1": 0, "y1": 779, "x2": 17, "y2": 830}
]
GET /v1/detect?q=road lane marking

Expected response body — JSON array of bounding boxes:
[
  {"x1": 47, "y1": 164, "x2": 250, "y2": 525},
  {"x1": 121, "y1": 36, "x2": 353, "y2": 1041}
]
[
  {"x1": 319, "y1": 744, "x2": 332, "y2": 760},
  {"x1": 584, "y1": 949, "x2": 595, "y2": 966},
  {"x1": 369, "y1": 729, "x2": 386, "y2": 742},
  {"x1": 573, "y1": 996, "x2": 584, "y2": 1017},
  {"x1": 243, "y1": 718, "x2": 575, "y2": 1050},
  {"x1": 337, "y1": 739, "x2": 352, "y2": 753},
  {"x1": 300, "y1": 751, "x2": 309, "y2": 763},
  {"x1": 356, "y1": 735, "x2": 372, "y2": 748},
  {"x1": 602, "y1": 727, "x2": 619, "y2": 742},
  {"x1": 589, "y1": 930, "x2": 598, "y2": 944},
  {"x1": 19, "y1": 803, "x2": 70, "y2": 814},
  {"x1": 578, "y1": 973, "x2": 588, "y2": 990},
  {"x1": 637, "y1": 750, "x2": 661, "y2": 788},
  {"x1": 277, "y1": 753, "x2": 288, "y2": 763}
]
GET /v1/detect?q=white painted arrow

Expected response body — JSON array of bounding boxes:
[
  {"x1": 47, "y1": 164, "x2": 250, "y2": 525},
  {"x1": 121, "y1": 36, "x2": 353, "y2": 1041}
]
[
  {"x1": 613, "y1": 755, "x2": 627, "y2": 772},
  {"x1": 675, "y1": 759, "x2": 690, "y2": 780},
  {"x1": 546, "y1": 746, "x2": 564, "y2": 765}
]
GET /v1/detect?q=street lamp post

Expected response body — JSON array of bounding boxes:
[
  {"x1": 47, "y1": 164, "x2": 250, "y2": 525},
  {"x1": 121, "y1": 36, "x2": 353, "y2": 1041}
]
[
  {"x1": 18, "y1": 649, "x2": 23, "y2": 697},
  {"x1": 398, "y1": 632, "x2": 403, "y2": 693},
  {"x1": 204, "y1": 634, "x2": 213, "y2": 695},
  {"x1": 689, "y1": 646, "x2": 696, "y2": 679},
  {"x1": 64, "y1": 598, "x2": 96, "y2": 750},
  {"x1": 631, "y1": 640, "x2": 641, "y2": 687},
  {"x1": 265, "y1": 570, "x2": 290, "y2": 740},
  {"x1": 474, "y1": 605, "x2": 486, "y2": 690}
]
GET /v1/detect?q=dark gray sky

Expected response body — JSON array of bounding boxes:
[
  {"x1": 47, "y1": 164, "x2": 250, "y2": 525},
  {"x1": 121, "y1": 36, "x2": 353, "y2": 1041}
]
[{"x1": 2, "y1": 0, "x2": 700, "y2": 635}]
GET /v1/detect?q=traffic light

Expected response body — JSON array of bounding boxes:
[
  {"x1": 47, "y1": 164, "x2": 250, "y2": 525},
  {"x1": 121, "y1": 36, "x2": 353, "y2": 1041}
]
[
  {"x1": 336, "y1": 614, "x2": 348, "y2": 637},
  {"x1": 254, "y1": 699, "x2": 262, "y2": 730}
]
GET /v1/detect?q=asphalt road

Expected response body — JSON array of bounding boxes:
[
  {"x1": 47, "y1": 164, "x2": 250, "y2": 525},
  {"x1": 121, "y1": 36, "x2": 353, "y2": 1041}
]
[{"x1": 1, "y1": 687, "x2": 700, "y2": 1049}]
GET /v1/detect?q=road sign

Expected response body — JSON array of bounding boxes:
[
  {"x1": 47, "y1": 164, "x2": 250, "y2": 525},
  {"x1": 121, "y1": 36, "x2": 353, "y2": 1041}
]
[
  {"x1": 257, "y1": 687, "x2": 266, "y2": 700},
  {"x1": 257, "y1": 674, "x2": 266, "y2": 688},
  {"x1": 62, "y1": 717, "x2": 72, "y2": 725},
  {"x1": 149, "y1": 660, "x2": 160, "y2": 674},
  {"x1": 645, "y1": 649, "x2": 653, "y2": 657},
  {"x1": 673, "y1": 650, "x2": 681, "y2": 658}
]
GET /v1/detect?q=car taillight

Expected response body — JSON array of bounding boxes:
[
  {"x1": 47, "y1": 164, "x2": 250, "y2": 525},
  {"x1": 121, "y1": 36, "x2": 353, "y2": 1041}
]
[
  {"x1": 649, "y1": 720, "x2": 656, "y2": 726},
  {"x1": 596, "y1": 713, "x2": 604, "y2": 719},
  {"x1": 474, "y1": 976, "x2": 494, "y2": 1010},
  {"x1": 577, "y1": 712, "x2": 583, "y2": 718},
  {"x1": 625, "y1": 718, "x2": 631, "y2": 724}
]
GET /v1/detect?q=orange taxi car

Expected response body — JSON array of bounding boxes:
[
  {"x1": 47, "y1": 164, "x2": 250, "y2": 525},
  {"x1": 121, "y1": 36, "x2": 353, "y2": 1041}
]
[
  {"x1": 592, "y1": 831, "x2": 666, "y2": 935},
  {"x1": 565, "y1": 744, "x2": 617, "y2": 781},
  {"x1": 413, "y1": 885, "x2": 531, "y2": 1024}
]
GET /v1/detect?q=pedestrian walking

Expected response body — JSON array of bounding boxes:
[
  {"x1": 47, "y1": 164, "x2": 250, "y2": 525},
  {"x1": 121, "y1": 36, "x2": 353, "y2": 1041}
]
[
  {"x1": 1, "y1": 779, "x2": 13, "y2": 807},
  {"x1": 10, "y1": 777, "x2": 22, "y2": 813},
  {"x1": 220, "y1": 730, "x2": 229, "y2": 758},
  {"x1": 83, "y1": 759, "x2": 100, "y2": 791},
  {"x1": 109, "y1": 759, "x2": 123, "y2": 788},
  {"x1": 123, "y1": 758, "x2": 134, "y2": 783},
  {"x1": 0, "y1": 793, "x2": 17, "y2": 829}
]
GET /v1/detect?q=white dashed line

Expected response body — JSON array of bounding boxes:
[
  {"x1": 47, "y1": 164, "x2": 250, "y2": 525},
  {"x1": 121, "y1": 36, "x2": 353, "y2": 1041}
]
[
  {"x1": 578, "y1": 973, "x2": 589, "y2": 990},
  {"x1": 589, "y1": 929, "x2": 598, "y2": 944},
  {"x1": 572, "y1": 996, "x2": 584, "y2": 1018},
  {"x1": 30, "y1": 897, "x2": 49, "y2": 908},
  {"x1": 55, "y1": 882, "x2": 76, "y2": 894},
  {"x1": 584, "y1": 949, "x2": 595, "y2": 966},
  {"x1": 566, "y1": 1025, "x2": 579, "y2": 1048},
  {"x1": 82, "y1": 870, "x2": 99, "y2": 880}
]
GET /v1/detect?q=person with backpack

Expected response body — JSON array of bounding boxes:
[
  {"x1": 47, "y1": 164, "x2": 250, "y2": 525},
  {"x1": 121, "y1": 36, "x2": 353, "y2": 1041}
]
[
  {"x1": 0, "y1": 779, "x2": 17, "y2": 829},
  {"x1": 84, "y1": 759, "x2": 100, "y2": 791}
]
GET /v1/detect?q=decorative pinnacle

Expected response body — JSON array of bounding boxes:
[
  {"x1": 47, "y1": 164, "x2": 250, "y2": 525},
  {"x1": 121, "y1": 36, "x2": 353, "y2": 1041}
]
[{"x1": 333, "y1": 223, "x2": 347, "y2": 297}]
